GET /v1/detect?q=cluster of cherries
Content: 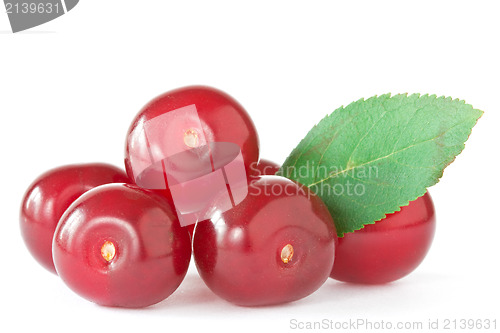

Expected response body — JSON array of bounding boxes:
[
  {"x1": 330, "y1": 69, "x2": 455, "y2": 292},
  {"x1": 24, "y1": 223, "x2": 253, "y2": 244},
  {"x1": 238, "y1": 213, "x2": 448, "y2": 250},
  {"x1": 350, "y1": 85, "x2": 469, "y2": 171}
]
[{"x1": 20, "y1": 86, "x2": 436, "y2": 308}]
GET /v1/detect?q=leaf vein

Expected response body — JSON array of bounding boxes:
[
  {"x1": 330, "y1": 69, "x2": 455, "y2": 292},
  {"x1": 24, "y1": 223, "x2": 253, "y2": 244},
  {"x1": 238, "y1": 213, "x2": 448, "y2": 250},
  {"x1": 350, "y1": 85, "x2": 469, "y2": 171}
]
[
  {"x1": 307, "y1": 116, "x2": 471, "y2": 188},
  {"x1": 345, "y1": 105, "x2": 389, "y2": 169}
]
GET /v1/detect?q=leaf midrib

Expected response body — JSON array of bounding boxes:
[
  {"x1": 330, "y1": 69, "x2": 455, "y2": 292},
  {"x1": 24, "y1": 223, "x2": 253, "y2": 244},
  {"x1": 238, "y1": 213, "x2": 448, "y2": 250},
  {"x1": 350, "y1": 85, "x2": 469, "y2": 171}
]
[{"x1": 307, "y1": 117, "x2": 470, "y2": 188}]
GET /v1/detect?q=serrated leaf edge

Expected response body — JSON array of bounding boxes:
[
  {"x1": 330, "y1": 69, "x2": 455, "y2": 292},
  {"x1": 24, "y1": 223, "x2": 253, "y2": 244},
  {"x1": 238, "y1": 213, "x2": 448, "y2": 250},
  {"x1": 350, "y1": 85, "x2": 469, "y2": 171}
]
[{"x1": 280, "y1": 93, "x2": 484, "y2": 237}]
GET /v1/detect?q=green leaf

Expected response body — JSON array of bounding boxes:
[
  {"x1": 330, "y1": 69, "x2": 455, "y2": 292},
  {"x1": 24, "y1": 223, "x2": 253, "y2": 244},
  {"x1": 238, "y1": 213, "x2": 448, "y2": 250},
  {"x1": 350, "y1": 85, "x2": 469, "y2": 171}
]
[{"x1": 279, "y1": 94, "x2": 483, "y2": 237}]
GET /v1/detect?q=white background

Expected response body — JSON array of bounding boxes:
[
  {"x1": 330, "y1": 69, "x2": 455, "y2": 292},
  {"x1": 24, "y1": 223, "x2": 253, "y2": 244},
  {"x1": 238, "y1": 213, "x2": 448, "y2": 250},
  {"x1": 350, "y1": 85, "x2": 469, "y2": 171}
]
[{"x1": 1, "y1": 1, "x2": 499, "y2": 332}]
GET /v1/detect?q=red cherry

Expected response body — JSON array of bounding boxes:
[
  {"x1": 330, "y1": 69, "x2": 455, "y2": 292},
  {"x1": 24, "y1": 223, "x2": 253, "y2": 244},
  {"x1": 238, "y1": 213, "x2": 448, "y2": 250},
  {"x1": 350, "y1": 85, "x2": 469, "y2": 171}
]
[
  {"x1": 124, "y1": 86, "x2": 260, "y2": 190},
  {"x1": 20, "y1": 163, "x2": 129, "y2": 274},
  {"x1": 52, "y1": 184, "x2": 191, "y2": 308},
  {"x1": 193, "y1": 176, "x2": 336, "y2": 306},
  {"x1": 330, "y1": 192, "x2": 436, "y2": 284}
]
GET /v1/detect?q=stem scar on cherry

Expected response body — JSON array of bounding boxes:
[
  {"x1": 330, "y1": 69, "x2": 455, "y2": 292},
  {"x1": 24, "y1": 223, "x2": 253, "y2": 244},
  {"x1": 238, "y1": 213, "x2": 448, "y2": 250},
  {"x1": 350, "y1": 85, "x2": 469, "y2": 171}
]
[
  {"x1": 280, "y1": 244, "x2": 294, "y2": 264},
  {"x1": 184, "y1": 128, "x2": 200, "y2": 148},
  {"x1": 101, "y1": 241, "x2": 116, "y2": 262}
]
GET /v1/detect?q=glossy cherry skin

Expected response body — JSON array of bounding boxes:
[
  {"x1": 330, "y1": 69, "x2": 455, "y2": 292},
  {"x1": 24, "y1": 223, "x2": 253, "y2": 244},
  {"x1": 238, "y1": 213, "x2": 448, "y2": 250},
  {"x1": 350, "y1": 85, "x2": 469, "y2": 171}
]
[
  {"x1": 330, "y1": 192, "x2": 436, "y2": 284},
  {"x1": 20, "y1": 163, "x2": 129, "y2": 274},
  {"x1": 124, "y1": 85, "x2": 260, "y2": 186},
  {"x1": 53, "y1": 184, "x2": 191, "y2": 308},
  {"x1": 193, "y1": 176, "x2": 337, "y2": 306}
]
